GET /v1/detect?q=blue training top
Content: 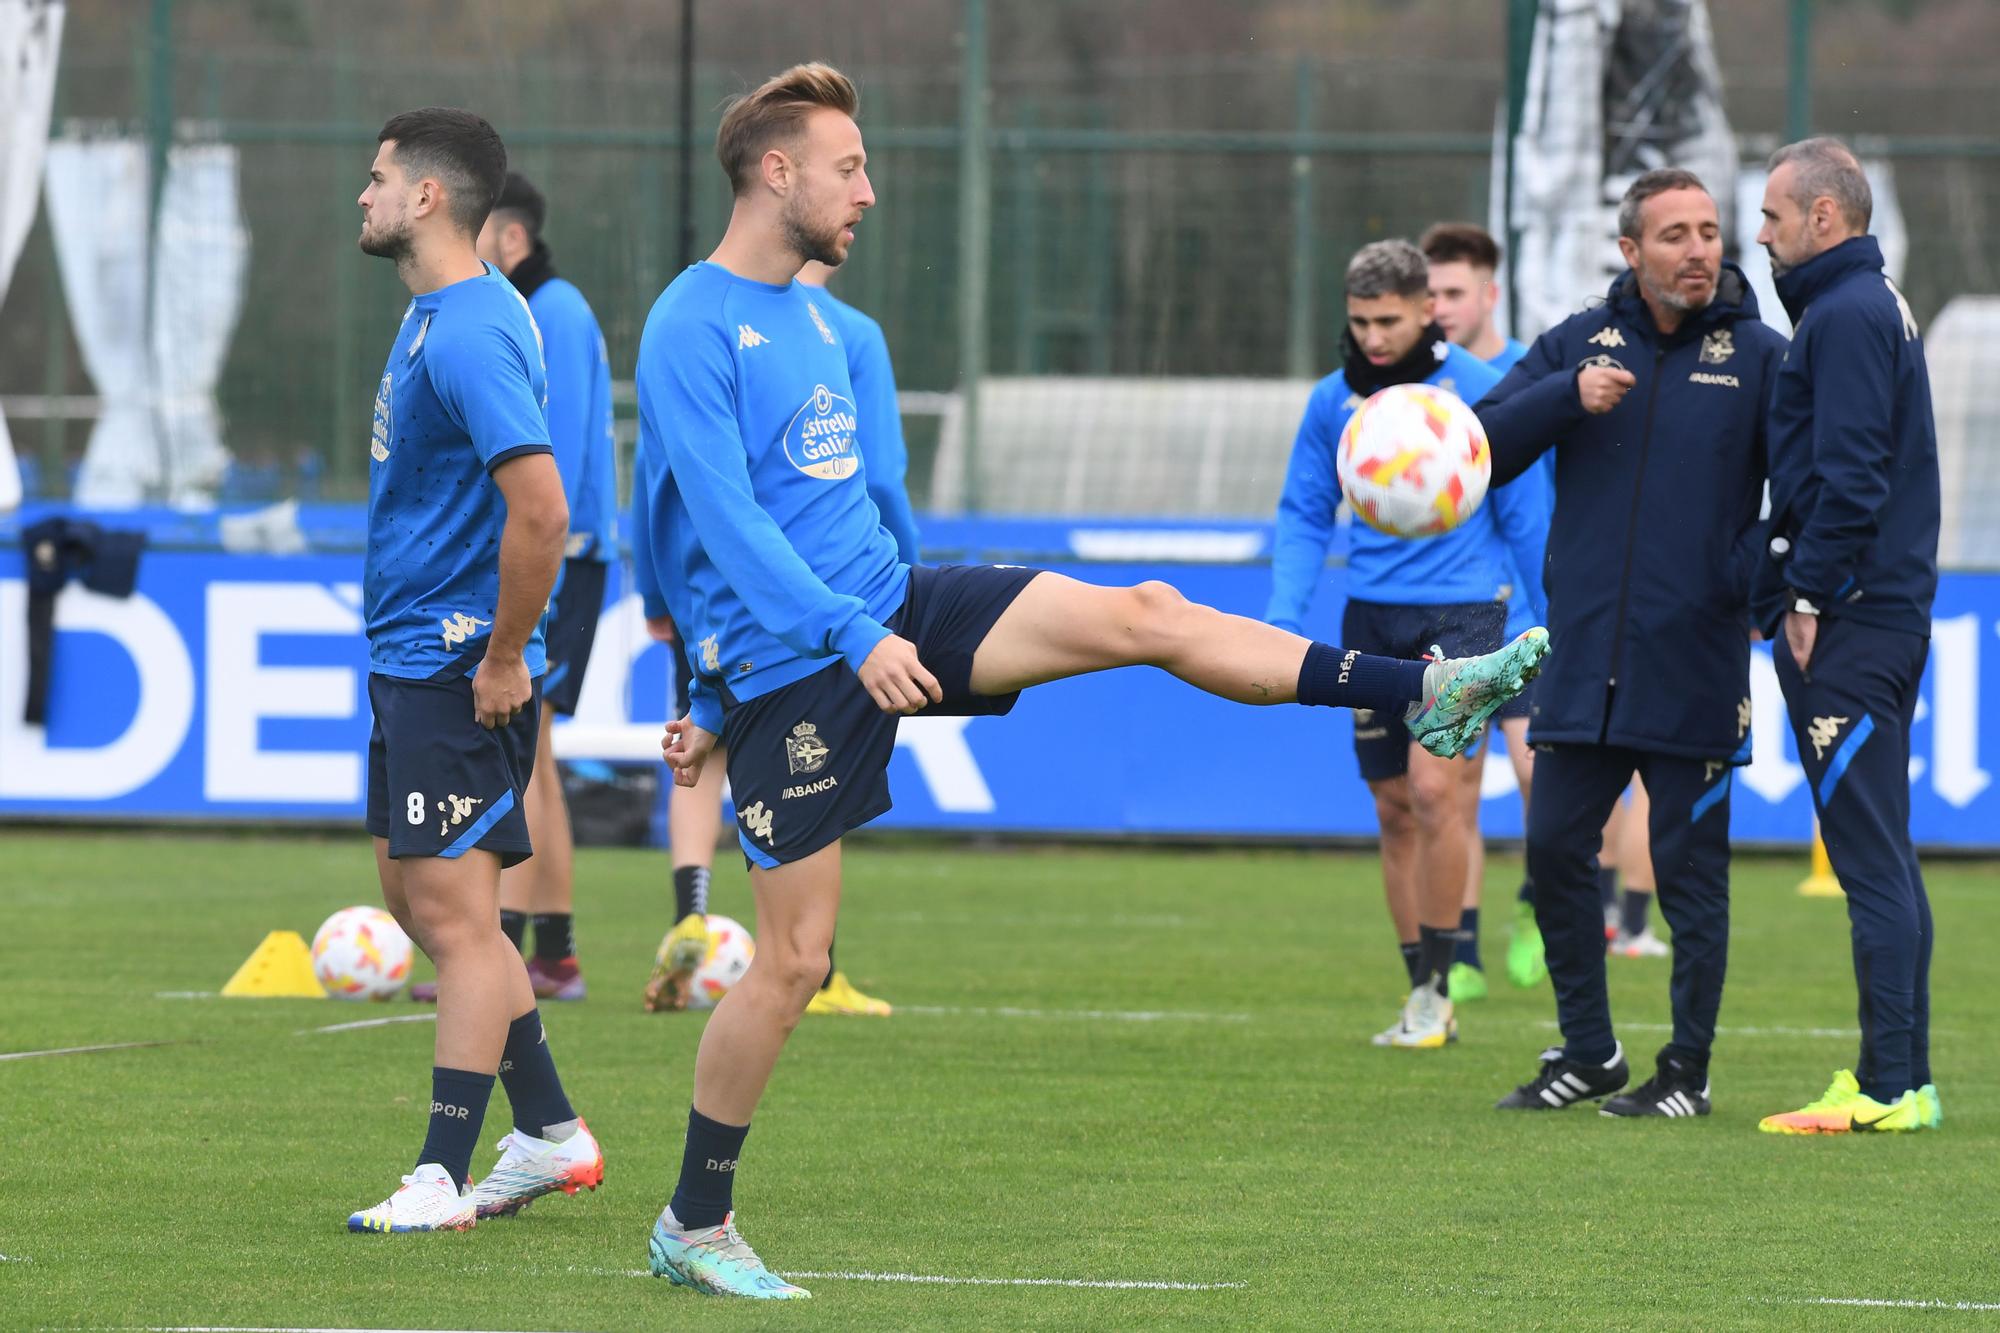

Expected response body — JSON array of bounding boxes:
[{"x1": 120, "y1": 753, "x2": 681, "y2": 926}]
[
  {"x1": 364, "y1": 262, "x2": 552, "y2": 681},
  {"x1": 1486, "y1": 336, "x2": 1552, "y2": 640},
  {"x1": 1266, "y1": 343, "x2": 1550, "y2": 633},
  {"x1": 634, "y1": 262, "x2": 910, "y2": 735},
  {"x1": 527, "y1": 275, "x2": 617, "y2": 566},
  {"x1": 808, "y1": 285, "x2": 923, "y2": 564}
]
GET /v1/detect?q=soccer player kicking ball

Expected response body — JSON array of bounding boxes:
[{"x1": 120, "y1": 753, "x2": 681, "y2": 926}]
[
  {"x1": 632, "y1": 63, "x2": 1547, "y2": 1298},
  {"x1": 346, "y1": 109, "x2": 601, "y2": 1233}
]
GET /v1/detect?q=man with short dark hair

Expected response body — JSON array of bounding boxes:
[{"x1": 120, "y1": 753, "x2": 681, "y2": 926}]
[
  {"x1": 477, "y1": 171, "x2": 618, "y2": 1002},
  {"x1": 348, "y1": 109, "x2": 601, "y2": 1233},
  {"x1": 1752, "y1": 137, "x2": 1942, "y2": 1136},
  {"x1": 1268, "y1": 238, "x2": 1552, "y2": 1050},
  {"x1": 1420, "y1": 221, "x2": 1547, "y2": 995},
  {"x1": 1476, "y1": 167, "x2": 1785, "y2": 1119}
]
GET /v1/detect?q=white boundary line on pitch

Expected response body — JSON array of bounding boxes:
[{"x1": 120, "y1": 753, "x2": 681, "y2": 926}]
[
  {"x1": 1534, "y1": 1019, "x2": 1863, "y2": 1039},
  {"x1": 899, "y1": 1003, "x2": 1250, "y2": 1024},
  {"x1": 1793, "y1": 1297, "x2": 2000, "y2": 1312},
  {"x1": 0, "y1": 1040, "x2": 190, "y2": 1063},
  {"x1": 599, "y1": 1266, "x2": 1242, "y2": 1291},
  {"x1": 304, "y1": 1014, "x2": 438, "y2": 1035}
]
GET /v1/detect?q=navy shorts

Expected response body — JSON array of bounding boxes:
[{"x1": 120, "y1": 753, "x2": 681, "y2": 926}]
[
  {"x1": 365, "y1": 672, "x2": 541, "y2": 866},
  {"x1": 1339, "y1": 598, "x2": 1506, "y2": 782},
  {"x1": 720, "y1": 563, "x2": 1041, "y2": 868},
  {"x1": 1497, "y1": 672, "x2": 1537, "y2": 722},
  {"x1": 542, "y1": 558, "x2": 607, "y2": 716}
]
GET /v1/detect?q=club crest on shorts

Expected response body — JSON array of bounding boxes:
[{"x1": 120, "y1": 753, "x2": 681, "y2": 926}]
[{"x1": 786, "y1": 721, "x2": 831, "y2": 775}]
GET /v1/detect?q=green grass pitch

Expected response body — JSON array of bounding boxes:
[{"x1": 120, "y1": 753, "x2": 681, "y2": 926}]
[{"x1": 3, "y1": 829, "x2": 1996, "y2": 1330}]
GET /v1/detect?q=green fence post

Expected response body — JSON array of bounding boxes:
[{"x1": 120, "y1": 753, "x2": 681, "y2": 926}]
[
  {"x1": 1286, "y1": 56, "x2": 1316, "y2": 380},
  {"x1": 1786, "y1": 0, "x2": 1813, "y2": 142},
  {"x1": 955, "y1": 0, "x2": 989, "y2": 512}
]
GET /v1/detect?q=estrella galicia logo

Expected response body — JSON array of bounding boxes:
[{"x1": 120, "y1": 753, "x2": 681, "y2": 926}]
[
  {"x1": 371, "y1": 372, "x2": 393, "y2": 462},
  {"x1": 782, "y1": 384, "x2": 859, "y2": 480}
]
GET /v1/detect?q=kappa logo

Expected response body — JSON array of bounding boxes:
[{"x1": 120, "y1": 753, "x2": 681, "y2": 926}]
[
  {"x1": 1699, "y1": 329, "x2": 1735, "y2": 364},
  {"x1": 439, "y1": 612, "x2": 490, "y2": 647},
  {"x1": 437, "y1": 793, "x2": 483, "y2": 836},
  {"x1": 1886, "y1": 277, "x2": 1919, "y2": 340},
  {"x1": 407, "y1": 314, "x2": 431, "y2": 359},
  {"x1": 1808, "y1": 714, "x2": 1851, "y2": 761},
  {"x1": 1705, "y1": 760, "x2": 1727, "y2": 783},
  {"x1": 1587, "y1": 326, "x2": 1627, "y2": 349},
  {"x1": 785, "y1": 721, "x2": 831, "y2": 775},
  {"x1": 737, "y1": 324, "x2": 769, "y2": 350},
  {"x1": 806, "y1": 301, "x2": 838, "y2": 345},
  {"x1": 1737, "y1": 696, "x2": 1752, "y2": 740},
  {"x1": 699, "y1": 634, "x2": 721, "y2": 674},
  {"x1": 739, "y1": 800, "x2": 776, "y2": 844}
]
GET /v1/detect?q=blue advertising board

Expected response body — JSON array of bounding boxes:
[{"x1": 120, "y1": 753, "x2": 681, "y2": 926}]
[{"x1": 2, "y1": 545, "x2": 1995, "y2": 847}]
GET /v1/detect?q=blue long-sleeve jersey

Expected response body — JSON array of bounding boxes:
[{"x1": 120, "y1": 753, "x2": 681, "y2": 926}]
[
  {"x1": 808, "y1": 285, "x2": 923, "y2": 563},
  {"x1": 1752, "y1": 235, "x2": 1939, "y2": 637},
  {"x1": 634, "y1": 263, "x2": 909, "y2": 735},
  {"x1": 1486, "y1": 337, "x2": 1553, "y2": 640},
  {"x1": 1265, "y1": 343, "x2": 1550, "y2": 634},
  {"x1": 526, "y1": 276, "x2": 617, "y2": 566}
]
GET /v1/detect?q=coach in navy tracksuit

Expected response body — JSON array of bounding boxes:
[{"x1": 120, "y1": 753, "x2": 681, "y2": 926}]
[
  {"x1": 1750, "y1": 139, "x2": 1942, "y2": 1136},
  {"x1": 1473, "y1": 169, "x2": 1786, "y2": 1117}
]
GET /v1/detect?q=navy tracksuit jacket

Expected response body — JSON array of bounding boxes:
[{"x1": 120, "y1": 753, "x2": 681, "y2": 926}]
[
  {"x1": 1474, "y1": 264, "x2": 1785, "y2": 1073},
  {"x1": 1755, "y1": 235, "x2": 1941, "y2": 1102}
]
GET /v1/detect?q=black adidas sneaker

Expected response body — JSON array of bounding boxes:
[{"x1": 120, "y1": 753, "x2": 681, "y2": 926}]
[
  {"x1": 1496, "y1": 1043, "x2": 1629, "y2": 1110},
  {"x1": 1601, "y1": 1048, "x2": 1711, "y2": 1118}
]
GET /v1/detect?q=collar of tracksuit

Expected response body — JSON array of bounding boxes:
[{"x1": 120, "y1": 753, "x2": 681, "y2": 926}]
[
  {"x1": 506, "y1": 239, "x2": 559, "y2": 302},
  {"x1": 1339, "y1": 320, "x2": 1450, "y2": 396},
  {"x1": 1773, "y1": 234, "x2": 1885, "y2": 324},
  {"x1": 1601, "y1": 261, "x2": 1759, "y2": 344}
]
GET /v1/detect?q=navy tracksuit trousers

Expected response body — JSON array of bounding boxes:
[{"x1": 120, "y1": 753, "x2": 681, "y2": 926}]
[
  {"x1": 1774, "y1": 619, "x2": 1933, "y2": 1101},
  {"x1": 1528, "y1": 743, "x2": 1734, "y2": 1071}
]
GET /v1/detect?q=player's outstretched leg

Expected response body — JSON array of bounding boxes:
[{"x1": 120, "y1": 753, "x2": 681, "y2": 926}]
[
  {"x1": 965, "y1": 572, "x2": 1546, "y2": 756},
  {"x1": 648, "y1": 842, "x2": 837, "y2": 1298}
]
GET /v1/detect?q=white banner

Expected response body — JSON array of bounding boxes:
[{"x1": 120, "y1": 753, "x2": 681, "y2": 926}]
[
  {"x1": 0, "y1": 0, "x2": 66, "y2": 510},
  {"x1": 45, "y1": 137, "x2": 248, "y2": 506}
]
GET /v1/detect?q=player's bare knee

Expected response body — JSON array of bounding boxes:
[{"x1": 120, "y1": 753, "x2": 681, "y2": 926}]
[{"x1": 1124, "y1": 579, "x2": 1196, "y2": 659}]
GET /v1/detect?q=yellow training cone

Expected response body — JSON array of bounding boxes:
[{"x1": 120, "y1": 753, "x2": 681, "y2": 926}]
[
  {"x1": 220, "y1": 930, "x2": 328, "y2": 998},
  {"x1": 1797, "y1": 824, "x2": 1844, "y2": 898}
]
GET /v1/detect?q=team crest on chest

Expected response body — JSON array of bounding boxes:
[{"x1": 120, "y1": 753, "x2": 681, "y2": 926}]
[
  {"x1": 1699, "y1": 329, "x2": 1734, "y2": 364},
  {"x1": 785, "y1": 721, "x2": 831, "y2": 775}
]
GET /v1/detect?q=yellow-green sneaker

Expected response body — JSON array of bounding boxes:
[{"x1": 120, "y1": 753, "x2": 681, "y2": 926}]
[
  {"x1": 1447, "y1": 961, "x2": 1487, "y2": 1002},
  {"x1": 1917, "y1": 1083, "x2": 1942, "y2": 1129},
  {"x1": 1506, "y1": 899, "x2": 1547, "y2": 988},
  {"x1": 1757, "y1": 1069, "x2": 1921, "y2": 1135}
]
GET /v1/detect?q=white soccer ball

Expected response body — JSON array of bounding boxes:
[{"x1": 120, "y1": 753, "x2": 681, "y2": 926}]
[
  {"x1": 311, "y1": 906, "x2": 414, "y2": 1001},
  {"x1": 1336, "y1": 381, "x2": 1492, "y2": 538},
  {"x1": 688, "y1": 914, "x2": 756, "y2": 1011}
]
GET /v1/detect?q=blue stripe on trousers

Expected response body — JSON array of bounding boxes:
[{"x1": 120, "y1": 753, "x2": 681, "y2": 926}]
[{"x1": 1817, "y1": 714, "x2": 1878, "y2": 806}]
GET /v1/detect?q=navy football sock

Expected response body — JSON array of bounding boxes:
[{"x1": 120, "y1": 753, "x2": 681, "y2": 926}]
[
  {"x1": 670, "y1": 1106, "x2": 750, "y2": 1230},
  {"x1": 1454, "y1": 907, "x2": 1482, "y2": 969},
  {"x1": 1619, "y1": 889, "x2": 1653, "y2": 937},
  {"x1": 498, "y1": 1010, "x2": 576, "y2": 1139},
  {"x1": 532, "y1": 912, "x2": 575, "y2": 962},
  {"x1": 672, "y1": 865, "x2": 710, "y2": 922},
  {"x1": 1417, "y1": 924, "x2": 1456, "y2": 996},
  {"x1": 1296, "y1": 643, "x2": 1429, "y2": 713},
  {"x1": 500, "y1": 909, "x2": 528, "y2": 951},
  {"x1": 1399, "y1": 941, "x2": 1423, "y2": 986},
  {"x1": 417, "y1": 1067, "x2": 495, "y2": 1188}
]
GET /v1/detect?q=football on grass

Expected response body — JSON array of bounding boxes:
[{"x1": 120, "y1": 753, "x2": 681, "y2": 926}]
[
  {"x1": 311, "y1": 906, "x2": 413, "y2": 1000},
  {"x1": 689, "y1": 914, "x2": 755, "y2": 1010},
  {"x1": 1336, "y1": 381, "x2": 1491, "y2": 538}
]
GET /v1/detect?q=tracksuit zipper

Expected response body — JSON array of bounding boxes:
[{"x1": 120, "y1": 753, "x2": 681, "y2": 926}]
[{"x1": 1605, "y1": 344, "x2": 1666, "y2": 701}]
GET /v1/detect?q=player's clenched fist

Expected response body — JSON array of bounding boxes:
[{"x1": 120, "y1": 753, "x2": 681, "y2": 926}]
[
  {"x1": 857, "y1": 634, "x2": 942, "y2": 715},
  {"x1": 1577, "y1": 363, "x2": 1637, "y2": 414}
]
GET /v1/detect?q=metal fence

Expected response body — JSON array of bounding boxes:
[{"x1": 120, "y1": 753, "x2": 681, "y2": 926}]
[{"x1": 3, "y1": 0, "x2": 1997, "y2": 509}]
